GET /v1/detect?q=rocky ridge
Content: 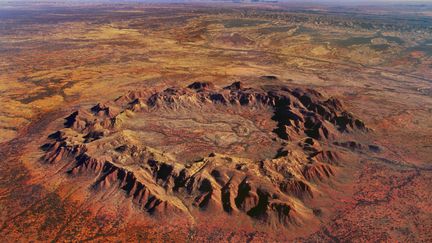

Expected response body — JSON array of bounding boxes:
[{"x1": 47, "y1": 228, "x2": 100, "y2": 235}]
[{"x1": 41, "y1": 81, "x2": 368, "y2": 227}]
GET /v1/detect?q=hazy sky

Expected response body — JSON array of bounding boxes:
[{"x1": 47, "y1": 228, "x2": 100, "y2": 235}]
[
  {"x1": 1, "y1": 0, "x2": 432, "y2": 4},
  {"x1": 1, "y1": 0, "x2": 432, "y2": 1}
]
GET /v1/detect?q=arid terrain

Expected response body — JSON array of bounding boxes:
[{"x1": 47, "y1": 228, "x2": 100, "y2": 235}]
[{"x1": 0, "y1": 1, "x2": 431, "y2": 242}]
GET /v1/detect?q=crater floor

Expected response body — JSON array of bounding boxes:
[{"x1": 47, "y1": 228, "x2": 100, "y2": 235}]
[{"x1": 121, "y1": 103, "x2": 279, "y2": 161}]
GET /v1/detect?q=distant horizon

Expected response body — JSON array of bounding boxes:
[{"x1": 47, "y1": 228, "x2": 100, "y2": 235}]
[{"x1": 1, "y1": 0, "x2": 432, "y2": 3}]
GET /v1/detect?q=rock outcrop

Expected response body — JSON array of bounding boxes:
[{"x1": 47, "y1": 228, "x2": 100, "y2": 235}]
[{"x1": 41, "y1": 81, "x2": 368, "y2": 227}]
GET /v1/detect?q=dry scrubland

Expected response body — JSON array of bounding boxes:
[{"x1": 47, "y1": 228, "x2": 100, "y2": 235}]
[{"x1": 0, "y1": 2, "x2": 432, "y2": 241}]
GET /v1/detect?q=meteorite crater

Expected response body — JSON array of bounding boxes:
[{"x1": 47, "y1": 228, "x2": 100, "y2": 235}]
[{"x1": 41, "y1": 81, "x2": 368, "y2": 227}]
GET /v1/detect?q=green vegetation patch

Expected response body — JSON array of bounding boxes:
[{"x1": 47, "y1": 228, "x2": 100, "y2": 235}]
[
  {"x1": 221, "y1": 19, "x2": 268, "y2": 28},
  {"x1": 258, "y1": 26, "x2": 295, "y2": 34},
  {"x1": 371, "y1": 44, "x2": 390, "y2": 51}
]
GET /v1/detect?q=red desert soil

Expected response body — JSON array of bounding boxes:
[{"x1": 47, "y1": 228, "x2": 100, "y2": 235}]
[{"x1": 0, "y1": 2, "x2": 431, "y2": 242}]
